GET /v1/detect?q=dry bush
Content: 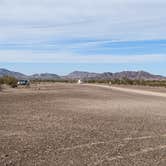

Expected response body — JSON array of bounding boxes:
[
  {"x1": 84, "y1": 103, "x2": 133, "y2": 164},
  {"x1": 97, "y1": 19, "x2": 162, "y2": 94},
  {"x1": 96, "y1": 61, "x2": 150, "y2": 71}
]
[
  {"x1": 0, "y1": 78, "x2": 3, "y2": 91},
  {"x1": 1, "y1": 76, "x2": 18, "y2": 88}
]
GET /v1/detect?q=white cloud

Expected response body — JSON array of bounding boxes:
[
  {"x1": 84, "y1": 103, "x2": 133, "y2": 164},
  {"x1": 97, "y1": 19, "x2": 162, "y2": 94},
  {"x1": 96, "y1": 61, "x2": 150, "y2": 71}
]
[
  {"x1": 0, "y1": 50, "x2": 165, "y2": 63},
  {"x1": 0, "y1": 0, "x2": 166, "y2": 42}
]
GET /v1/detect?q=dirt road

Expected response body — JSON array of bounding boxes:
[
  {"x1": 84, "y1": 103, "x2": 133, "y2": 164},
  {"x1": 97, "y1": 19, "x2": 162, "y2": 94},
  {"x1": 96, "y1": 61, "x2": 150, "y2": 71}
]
[
  {"x1": 0, "y1": 83, "x2": 166, "y2": 166},
  {"x1": 85, "y1": 83, "x2": 166, "y2": 98}
]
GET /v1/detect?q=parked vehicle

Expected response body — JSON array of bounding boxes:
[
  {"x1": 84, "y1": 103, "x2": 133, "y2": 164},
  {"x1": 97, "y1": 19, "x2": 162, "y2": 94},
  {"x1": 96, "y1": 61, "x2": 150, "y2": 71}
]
[{"x1": 17, "y1": 80, "x2": 30, "y2": 86}]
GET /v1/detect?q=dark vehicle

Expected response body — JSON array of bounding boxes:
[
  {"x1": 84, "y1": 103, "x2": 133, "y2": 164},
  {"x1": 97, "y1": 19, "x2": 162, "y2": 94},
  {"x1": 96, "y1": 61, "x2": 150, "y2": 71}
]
[{"x1": 17, "y1": 80, "x2": 30, "y2": 86}]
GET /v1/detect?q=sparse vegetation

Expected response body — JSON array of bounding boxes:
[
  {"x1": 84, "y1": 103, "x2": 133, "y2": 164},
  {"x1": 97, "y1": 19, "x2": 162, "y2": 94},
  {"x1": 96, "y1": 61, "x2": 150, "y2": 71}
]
[
  {"x1": 84, "y1": 79, "x2": 166, "y2": 87},
  {"x1": 0, "y1": 77, "x2": 3, "y2": 91},
  {"x1": 31, "y1": 79, "x2": 77, "y2": 84},
  {"x1": 29, "y1": 78, "x2": 166, "y2": 88},
  {"x1": 0, "y1": 76, "x2": 18, "y2": 88}
]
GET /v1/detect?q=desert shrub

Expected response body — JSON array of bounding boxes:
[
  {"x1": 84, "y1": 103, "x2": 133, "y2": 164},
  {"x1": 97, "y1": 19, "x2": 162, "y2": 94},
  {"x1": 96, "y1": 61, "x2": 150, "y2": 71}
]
[
  {"x1": 0, "y1": 77, "x2": 3, "y2": 84},
  {"x1": 86, "y1": 78, "x2": 166, "y2": 87},
  {"x1": 0, "y1": 78, "x2": 3, "y2": 91},
  {"x1": 31, "y1": 79, "x2": 77, "y2": 84},
  {"x1": 2, "y1": 76, "x2": 18, "y2": 88}
]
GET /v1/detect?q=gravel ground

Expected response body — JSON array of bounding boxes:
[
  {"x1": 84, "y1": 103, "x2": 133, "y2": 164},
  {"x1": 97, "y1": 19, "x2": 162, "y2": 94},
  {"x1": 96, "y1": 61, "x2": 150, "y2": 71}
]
[{"x1": 0, "y1": 83, "x2": 166, "y2": 166}]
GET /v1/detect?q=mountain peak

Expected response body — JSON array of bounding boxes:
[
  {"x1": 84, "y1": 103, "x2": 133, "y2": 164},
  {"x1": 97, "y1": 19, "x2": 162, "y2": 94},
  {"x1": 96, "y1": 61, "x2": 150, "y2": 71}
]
[
  {"x1": 0, "y1": 68, "x2": 27, "y2": 79},
  {"x1": 67, "y1": 71, "x2": 99, "y2": 79}
]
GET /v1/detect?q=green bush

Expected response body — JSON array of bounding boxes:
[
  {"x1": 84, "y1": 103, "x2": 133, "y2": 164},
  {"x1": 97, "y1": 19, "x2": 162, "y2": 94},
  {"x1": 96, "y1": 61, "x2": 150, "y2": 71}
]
[
  {"x1": 0, "y1": 78, "x2": 3, "y2": 91},
  {"x1": 1, "y1": 76, "x2": 18, "y2": 88},
  {"x1": 0, "y1": 78, "x2": 3, "y2": 84}
]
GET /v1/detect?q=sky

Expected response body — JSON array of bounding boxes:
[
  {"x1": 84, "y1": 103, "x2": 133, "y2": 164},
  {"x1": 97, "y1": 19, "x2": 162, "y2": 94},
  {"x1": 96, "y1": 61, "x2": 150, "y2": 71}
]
[{"x1": 0, "y1": 0, "x2": 166, "y2": 75}]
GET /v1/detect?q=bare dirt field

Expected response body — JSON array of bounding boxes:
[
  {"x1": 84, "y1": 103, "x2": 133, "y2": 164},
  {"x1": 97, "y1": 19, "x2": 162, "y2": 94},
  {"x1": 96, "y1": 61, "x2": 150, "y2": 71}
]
[{"x1": 0, "y1": 83, "x2": 166, "y2": 166}]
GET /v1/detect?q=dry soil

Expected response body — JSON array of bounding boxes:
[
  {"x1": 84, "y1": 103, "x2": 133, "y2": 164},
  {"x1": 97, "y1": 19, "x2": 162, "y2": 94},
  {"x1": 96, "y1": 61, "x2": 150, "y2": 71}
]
[{"x1": 0, "y1": 83, "x2": 166, "y2": 166}]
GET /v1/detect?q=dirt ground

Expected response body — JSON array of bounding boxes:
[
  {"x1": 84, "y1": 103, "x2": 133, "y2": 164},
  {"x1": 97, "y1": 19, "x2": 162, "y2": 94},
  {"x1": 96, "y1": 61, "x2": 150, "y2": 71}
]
[{"x1": 0, "y1": 83, "x2": 166, "y2": 166}]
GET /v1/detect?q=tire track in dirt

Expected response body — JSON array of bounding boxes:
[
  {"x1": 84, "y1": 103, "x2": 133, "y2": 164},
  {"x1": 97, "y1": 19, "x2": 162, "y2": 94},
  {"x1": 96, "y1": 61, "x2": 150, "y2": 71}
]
[
  {"x1": 93, "y1": 145, "x2": 166, "y2": 165},
  {"x1": 56, "y1": 134, "x2": 166, "y2": 152},
  {"x1": 105, "y1": 145, "x2": 166, "y2": 161}
]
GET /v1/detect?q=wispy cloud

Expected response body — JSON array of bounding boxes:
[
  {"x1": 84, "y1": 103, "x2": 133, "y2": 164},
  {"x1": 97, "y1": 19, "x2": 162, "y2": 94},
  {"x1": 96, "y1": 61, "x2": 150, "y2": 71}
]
[
  {"x1": 0, "y1": 49, "x2": 165, "y2": 64},
  {"x1": 0, "y1": 0, "x2": 166, "y2": 42},
  {"x1": 0, "y1": 0, "x2": 166, "y2": 67}
]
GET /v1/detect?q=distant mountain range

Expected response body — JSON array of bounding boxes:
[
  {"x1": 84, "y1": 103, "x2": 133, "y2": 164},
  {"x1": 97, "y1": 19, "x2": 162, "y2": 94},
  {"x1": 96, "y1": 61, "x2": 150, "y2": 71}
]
[
  {"x1": 30, "y1": 73, "x2": 60, "y2": 80},
  {"x1": 0, "y1": 69, "x2": 61, "y2": 80},
  {"x1": 0, "y1": 68, "x2": 26, "y2": 79},
  {"x1": 0, "y1": 68, "x2": 165, "y2": 81},
  {"x1": 65, "y1": 71, "x2": 166, "y2": 81}
]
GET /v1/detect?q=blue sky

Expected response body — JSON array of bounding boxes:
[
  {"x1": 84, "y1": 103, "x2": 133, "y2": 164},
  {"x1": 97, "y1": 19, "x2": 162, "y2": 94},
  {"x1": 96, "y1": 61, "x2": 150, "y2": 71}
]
[{"x1": 0, "y1": 0, "x2": 166, "y2": 75}]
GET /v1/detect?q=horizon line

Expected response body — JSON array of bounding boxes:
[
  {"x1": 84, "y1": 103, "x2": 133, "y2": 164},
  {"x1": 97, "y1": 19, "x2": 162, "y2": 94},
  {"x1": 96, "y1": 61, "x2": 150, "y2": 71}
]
[{"x1": 0, "y1": 68, "x2": 166, "y2": 77}]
